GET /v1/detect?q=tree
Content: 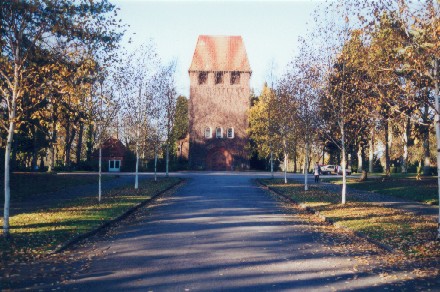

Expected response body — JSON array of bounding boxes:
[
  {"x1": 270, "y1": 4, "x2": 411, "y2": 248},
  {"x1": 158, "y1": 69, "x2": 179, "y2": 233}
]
[
  {"x1": 153, "y1": 62, "x2": 178, "y2": 177},
  {"x1": 278, "y1": 51, "x2": 321, "y2": 188},
  {"x1": 0, "y1": 0, "x2": 122, "y2": 236},
  {"x1": 171, "y1": 95, "x2": 189, "y2": 160},
  {"x1": 273, "y1": 83, "x2": 297, "y2": 184},
  {"x1": 94, "y1": 73, "x2": 119, "y2": 202},
  {"x1": 321, "y1": 31, "x2": 371, "y2": 203},
  {"x1": 248, "y1": 83, "x2": 281, "y2": 177},
  {"x1": 116, "y1": 42, "x2": 159, "y2": 188}
]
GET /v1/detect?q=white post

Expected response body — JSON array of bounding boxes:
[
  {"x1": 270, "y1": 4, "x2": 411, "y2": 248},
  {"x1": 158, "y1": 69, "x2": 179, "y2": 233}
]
[{"x1": 99, "y1": 146, "x2": 102, "y2": 202}]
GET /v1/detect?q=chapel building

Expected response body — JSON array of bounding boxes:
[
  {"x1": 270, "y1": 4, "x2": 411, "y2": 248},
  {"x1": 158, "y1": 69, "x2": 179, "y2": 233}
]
[{"x1": 188, "y1": 35, "x2": 251, "y2": 170}]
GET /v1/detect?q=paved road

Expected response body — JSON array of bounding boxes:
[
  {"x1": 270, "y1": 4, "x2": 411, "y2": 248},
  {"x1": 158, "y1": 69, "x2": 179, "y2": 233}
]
[{"x1": 59, "y1": 173, "x2": 427, "y2": 291}]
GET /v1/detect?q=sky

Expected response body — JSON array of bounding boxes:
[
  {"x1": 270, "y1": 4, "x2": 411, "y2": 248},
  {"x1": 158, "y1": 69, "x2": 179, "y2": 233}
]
[{"x1": 112, "y1": 0, "x2": 321, "y2": 97}]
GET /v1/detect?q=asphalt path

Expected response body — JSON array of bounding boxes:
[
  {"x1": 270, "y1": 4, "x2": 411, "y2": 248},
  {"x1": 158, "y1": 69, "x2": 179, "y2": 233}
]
[{"x1": 58, "y1": 172, "x2": 428, "y2": 291}]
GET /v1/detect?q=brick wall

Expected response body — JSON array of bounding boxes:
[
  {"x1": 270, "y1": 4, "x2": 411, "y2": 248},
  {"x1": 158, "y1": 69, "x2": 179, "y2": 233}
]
[{"x1": 188, "y1": 71, "x2": 250, "y2": 170}]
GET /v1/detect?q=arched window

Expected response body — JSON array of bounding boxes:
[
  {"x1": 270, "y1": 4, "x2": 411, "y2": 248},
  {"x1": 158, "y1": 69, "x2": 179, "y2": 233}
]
[
  {"x1": 227, "y1": 127, "x2": 234, "y2": 139},
  {"x1": 204, "y1": 127, "x2": 212, "y2": 138},
  {"x1": 216, "y1": 127, "x2": 223, "y2": 138}
]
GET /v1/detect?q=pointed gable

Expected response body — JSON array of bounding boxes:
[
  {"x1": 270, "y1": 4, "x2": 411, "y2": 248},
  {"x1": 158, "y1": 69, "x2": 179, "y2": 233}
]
[{"x1": 189, "y1": 35, "x2": 251, "y2": 73}]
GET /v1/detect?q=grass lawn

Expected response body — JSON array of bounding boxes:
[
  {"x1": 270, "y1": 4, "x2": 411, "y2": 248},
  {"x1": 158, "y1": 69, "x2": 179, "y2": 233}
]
[
  {"x1": 0, "y1": 173, "x2": 115, "y2": 204},
  {"x1": 322, "y1": 174, "x2": 438, "y2": 205},
  {"x1": 260, "y1": 178, "x2": 440, "y2": 258},
  {"x1": 0, "y1": 177, "x2": 181, "y2": 262}
]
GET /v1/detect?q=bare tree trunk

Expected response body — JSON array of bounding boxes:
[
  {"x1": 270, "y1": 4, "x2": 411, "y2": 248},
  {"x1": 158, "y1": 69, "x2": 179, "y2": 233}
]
[
  {"x1": 341, "y1": 123, "x2": 347, "y2": 204},
  {"x1": 64, "y1": 120, "x2": 76, "y2": 168},
  {"x1": 384, "y1": 119, "x2": 391, "y2": 176},
  {"x1": 76, "y1": 122, "x2": 84, "y2": 165},
  {"x1": 31, "y1": 125, "x2": 38, "y2": 171},
  {"x1": 166, "y1": 143, "x2": 169, "y2": 177},
  {"x1": 3, "y1": 121, "x2": 15, "y2": 236},
  {"x1": 10, "y1": 137, "x2": 17, "y2": 172},
  {"x1": 357, "y1": 144, "x2": 363, "y2": 173},
  {"x1": 98, "y1": 146, "x2": 102, "y2": 202},
  {"x1": 432, "y1": 59, "x2": 440, "y2": 239},
  {"x1": 135, "y1": 128, "x2": 139, "y2": 189},
  {"x1": 65, "y1": 120, "x2": 70, "y2": 166},
  {"x1": 39, "y1": 152, "x2": 45, "y2": 170},
  {"x1": 48, "y1": 122, "x2": 57, "y2": 172},
  {"x1": 369, "y1": 127, "x2": 374, "y2": 173},
  {"x1": 154, "y1": 145, "x2": 158, "y2": 182},
  {"x1": 86, "y1": 124, "x2": 93, "y2": 162},
  {"x1": 270, "y1": 150, "x2": 274, "y2": 178},
  {"x1": 402, "y1": 117, "x2": 410, "y2": 173},
  {"x1": 304, "y1": 140, "x2": 309, "y2": 191},
  {"x1": 284, "y1": 152, "x2": 288, "y2": 184},
  {"x1": 293, "y1": 146, "x2": 297, "y2": 173},
  {"x1": 3, "y1": 57, "x2": 19, "y2": 236},
  {"x1": 423, "y1": 103, "x2": 431, "y2": 176}
]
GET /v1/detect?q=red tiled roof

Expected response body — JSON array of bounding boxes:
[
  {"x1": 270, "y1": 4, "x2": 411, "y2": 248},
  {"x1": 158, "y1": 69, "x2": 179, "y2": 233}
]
[
  {"x1": 189, "y1": 35, "x2": 251, "y2": 72},
  {"x1": 92, "y1": 138, "x2": 126, "y2": 158}
]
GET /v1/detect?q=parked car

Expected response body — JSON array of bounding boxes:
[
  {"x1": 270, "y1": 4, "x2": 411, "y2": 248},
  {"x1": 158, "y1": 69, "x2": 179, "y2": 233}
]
[
  {"x1": 320, "y1": 165, "x2": 336, "y2": 175},
  {"x1": 320, "y1": 165, "x2": 352, "y2": 175},
  {"x1": 337, "y1": 166, "x2": 352, "y2": 175}
]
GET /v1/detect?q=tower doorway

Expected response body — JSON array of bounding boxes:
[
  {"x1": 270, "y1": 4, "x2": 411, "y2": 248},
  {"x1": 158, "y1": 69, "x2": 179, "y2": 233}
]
[{"x1": 206, "y1": 148, "x2": 233, "y2": 171}]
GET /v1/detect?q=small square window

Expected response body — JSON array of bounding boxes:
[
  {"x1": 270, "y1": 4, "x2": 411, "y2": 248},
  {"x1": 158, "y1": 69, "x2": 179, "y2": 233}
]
[
  {"x1": 215, "y1": 72, "x2": 224, "y2": 84},
  {"x1": 115, "y1": 160, "x2": 120, "y2": 168},
  {"x1": 110, "y1": 160, "x2": 115, "y2": 168},
  {"x1": 230, "y1": 72, "x2": 240, "y2": 85},
  {"x1": 227, "y1": 127, "x2": 234, "y2": 139},
  {"x1": 198, "y1": 72, "x2": 207, "y2": 85}
]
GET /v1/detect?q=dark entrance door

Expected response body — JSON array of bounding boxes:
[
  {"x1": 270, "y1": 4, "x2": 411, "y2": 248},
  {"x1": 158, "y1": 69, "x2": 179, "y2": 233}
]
[
  {"x1": 206, "y1": 148, "x2": 232, "y2": 171},
  {"x1": 211, "y1": 151, "x2": 227, "y2": 170}
]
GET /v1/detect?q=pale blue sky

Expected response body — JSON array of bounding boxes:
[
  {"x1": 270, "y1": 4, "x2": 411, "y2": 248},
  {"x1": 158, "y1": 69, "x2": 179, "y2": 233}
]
[{"x1": 112, "y1": 0, "x2": 321, "y2": 97}]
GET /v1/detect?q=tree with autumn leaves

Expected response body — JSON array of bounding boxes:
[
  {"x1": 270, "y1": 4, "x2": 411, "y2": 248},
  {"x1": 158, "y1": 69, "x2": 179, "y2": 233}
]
[
  {"x1": 256, "y1": 0, "x2": 440, "y2": 237},
  {"x1": 0, "y1": 0, "x2": 123, "y2": 236}
]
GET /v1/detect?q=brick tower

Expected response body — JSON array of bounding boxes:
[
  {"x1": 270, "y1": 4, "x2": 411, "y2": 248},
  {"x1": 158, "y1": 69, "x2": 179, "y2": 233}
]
[{"x1": 188, "y1": 35, "x2": 251, "y2": 170}]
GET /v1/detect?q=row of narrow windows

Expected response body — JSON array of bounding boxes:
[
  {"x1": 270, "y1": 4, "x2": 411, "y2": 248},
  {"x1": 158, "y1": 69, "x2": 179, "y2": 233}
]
[
  {"x1": 204, "y1": 127, "x2": 234, "y2": 139},
  {"x1": 198, "y1": 72, "x2": 240, "y2": 85}
]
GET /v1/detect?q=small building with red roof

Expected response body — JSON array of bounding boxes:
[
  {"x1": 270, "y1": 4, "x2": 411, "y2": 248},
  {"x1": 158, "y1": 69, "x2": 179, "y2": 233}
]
[{"x1": 92, "y1": 138, "x2": 127, "y2": 172}]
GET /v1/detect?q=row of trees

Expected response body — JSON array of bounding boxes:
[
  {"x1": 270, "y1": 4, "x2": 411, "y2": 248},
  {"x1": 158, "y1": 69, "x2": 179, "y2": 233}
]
[
  {"x1": 114, "y1": 43, "x2": 182, "y2": 187},
  {"x1": 0, "y1": 1, "x2": 182, "y2": 236},
  {"x1": 249, "y1": 0, "x2": 440, "y2": 222},
  {"x1": 0, "y1": 0, "x2": 125, "y2": 235}
]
